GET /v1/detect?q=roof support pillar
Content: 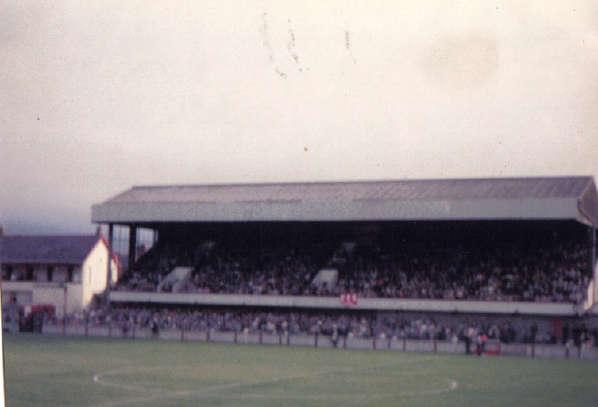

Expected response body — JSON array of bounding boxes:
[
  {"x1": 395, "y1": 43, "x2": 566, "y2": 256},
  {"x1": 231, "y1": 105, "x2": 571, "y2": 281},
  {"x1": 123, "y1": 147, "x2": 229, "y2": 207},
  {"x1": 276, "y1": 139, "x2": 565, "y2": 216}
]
[
  {"x1": 588, "y1": 225, "x2": 596, "y2": 278},
  {"x1": 107, "y1": 223, "x2": 114, "y2": 292},
  {"x1": 592, "y1": 227, "x2": 596, "y2": 270},
  {"x1": 592, "y1": 227, "x2": 596, "y2": 303},
  {"x1": 588, "y1": 225, "x2": 598, "y2": 303},
  {"x1": 128, "y1": 225, "x2": 137, "y2": 272}
]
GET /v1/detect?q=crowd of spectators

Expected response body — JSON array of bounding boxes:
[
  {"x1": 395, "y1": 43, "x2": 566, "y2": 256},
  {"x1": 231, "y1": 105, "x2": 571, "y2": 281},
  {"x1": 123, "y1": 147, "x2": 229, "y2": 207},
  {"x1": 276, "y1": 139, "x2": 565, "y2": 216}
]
[
  {"x1": 62, "y1": 306, "x2": 598, "y2": 346},
  {"x1": 324, "y1": 241, "x2": 591, "y2": 304},
  {"x1": 182, "y1": 245, "x2": 319, "y2": 295},
  {"x1": 114, "y1": 232, "x2": 593, "y2": 304},
  {"x1": 117, "y1": 238, "x2": 330, "y2": 296}
]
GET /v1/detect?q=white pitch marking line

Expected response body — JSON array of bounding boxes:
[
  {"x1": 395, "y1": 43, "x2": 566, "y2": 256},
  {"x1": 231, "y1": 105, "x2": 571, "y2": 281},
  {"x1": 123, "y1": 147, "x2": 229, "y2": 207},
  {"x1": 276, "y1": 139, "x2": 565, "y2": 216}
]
[
  {"x1": 92, "y1": 370, "x2": 340, "y2": 407},
  {"x1": 93, "y1": 372, "x2": 164, "y2": 393},
  {"x1": 91, "y1": 357, "x2": 434, "y2": 395},
  {"x1": 215, "y1": 378, "x2": 459, "y2": 400},
  {"x1": 91, "y1": 357, "x2": 454, "y2": 406},
  {"x1": 412, "y1": 378, "x2": 458, "y2": 396}
]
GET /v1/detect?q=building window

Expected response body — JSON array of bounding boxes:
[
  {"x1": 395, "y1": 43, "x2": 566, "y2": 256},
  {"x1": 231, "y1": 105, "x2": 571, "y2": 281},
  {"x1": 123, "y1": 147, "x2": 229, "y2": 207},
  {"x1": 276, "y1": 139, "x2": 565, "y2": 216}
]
[
  {"x1": 67, "y1": 266, "x2": 74, "y2": 283},
  {"x1": 47, "y1": 266, "x2": 54, "y2": 282}
]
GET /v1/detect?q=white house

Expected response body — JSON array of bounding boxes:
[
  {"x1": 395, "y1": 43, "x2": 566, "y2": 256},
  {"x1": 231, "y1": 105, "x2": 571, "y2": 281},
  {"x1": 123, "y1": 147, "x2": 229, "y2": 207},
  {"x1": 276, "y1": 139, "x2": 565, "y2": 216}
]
[{"x1": 0, "y1": 234, "x2": 119, "y2": 318}]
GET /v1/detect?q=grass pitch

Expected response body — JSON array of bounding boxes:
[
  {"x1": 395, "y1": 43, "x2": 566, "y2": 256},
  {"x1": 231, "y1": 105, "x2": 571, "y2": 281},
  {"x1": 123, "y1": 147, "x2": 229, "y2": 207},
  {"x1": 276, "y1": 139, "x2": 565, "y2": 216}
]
[{"x1": 4, "y1": 334, "x2": 598, "y2": 407}]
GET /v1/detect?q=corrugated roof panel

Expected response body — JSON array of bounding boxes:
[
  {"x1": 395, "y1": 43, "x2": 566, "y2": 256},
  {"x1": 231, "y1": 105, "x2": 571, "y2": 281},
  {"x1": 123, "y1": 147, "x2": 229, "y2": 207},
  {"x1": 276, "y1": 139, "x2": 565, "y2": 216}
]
[
  {"x1": 92, "y1": 177, "x2": 598, "y2": 225},
  {"x1": 105, "y1": 177, "x2": 590, "y2": 202}
]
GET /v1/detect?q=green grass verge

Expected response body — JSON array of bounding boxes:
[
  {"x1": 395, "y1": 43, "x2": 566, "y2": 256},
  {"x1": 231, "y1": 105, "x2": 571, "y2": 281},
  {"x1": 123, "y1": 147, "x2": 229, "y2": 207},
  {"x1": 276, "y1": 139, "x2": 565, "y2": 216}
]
[{"x1": 4, "y1": 334, "x2": 598, "y2": 407}]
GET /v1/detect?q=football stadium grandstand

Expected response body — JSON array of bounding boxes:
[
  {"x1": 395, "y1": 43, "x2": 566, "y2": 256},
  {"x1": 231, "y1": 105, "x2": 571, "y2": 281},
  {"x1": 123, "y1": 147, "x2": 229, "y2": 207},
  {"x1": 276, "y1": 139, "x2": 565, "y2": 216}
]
[
  {"x1": 11, "y1": 177, "x2": 598, "y2": 357},
  {"x1": 5, "y1": 177, "x2": 598, "y2": 407}
]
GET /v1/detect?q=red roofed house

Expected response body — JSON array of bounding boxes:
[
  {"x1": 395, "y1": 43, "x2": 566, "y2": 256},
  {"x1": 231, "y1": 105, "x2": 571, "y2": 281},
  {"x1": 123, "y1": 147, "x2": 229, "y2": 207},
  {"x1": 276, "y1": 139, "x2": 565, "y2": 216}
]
[{"x1": 0, "y1": 233, "x2": 119, "y2": 317}]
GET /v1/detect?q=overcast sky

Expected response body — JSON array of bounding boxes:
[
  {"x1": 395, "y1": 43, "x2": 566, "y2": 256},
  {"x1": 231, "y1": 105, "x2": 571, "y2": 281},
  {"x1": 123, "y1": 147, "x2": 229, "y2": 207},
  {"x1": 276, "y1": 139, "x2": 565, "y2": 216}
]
[{"x1": 1, "y1": 1, "x2": 597, "y2": 234}]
